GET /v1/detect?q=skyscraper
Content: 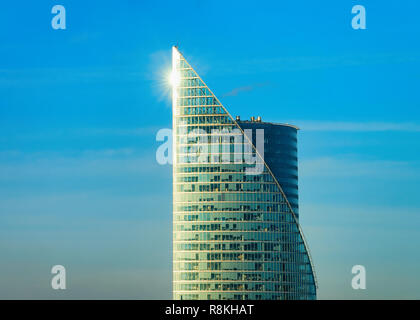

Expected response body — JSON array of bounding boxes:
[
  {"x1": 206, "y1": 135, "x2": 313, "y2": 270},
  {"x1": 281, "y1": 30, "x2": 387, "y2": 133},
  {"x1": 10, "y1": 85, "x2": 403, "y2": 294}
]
[{"x1": 172, "y1": 47, "x2": 317, "y2": 300}]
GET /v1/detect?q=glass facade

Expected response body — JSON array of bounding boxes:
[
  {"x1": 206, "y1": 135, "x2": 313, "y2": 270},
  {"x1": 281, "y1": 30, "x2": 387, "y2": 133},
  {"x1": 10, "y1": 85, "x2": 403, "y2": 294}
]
[
  {"x1": 237, "y1": 121, "x2": 300, "y2": 218},
  {"x1": 172, "y1": 47, "x2": 317, "y2": 300}
]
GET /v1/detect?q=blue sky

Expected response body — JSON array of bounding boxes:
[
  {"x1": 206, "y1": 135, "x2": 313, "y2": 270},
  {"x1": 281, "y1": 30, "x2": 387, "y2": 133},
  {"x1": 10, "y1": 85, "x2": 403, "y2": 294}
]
[{"x1": 0, "y1": 0, "x2": 419, "y2": 299}]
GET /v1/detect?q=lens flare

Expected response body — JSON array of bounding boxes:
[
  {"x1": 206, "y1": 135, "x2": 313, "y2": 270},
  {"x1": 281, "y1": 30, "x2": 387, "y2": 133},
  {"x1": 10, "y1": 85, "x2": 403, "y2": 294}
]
[{"x1": 169, "y1": 70, "x2": 180, "y2": 87}]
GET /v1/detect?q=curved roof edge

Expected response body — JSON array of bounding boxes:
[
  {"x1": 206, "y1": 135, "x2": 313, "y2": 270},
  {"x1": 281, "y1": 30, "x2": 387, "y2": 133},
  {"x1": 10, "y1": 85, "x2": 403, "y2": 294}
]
[{"x1": 237, "y1": 120, "x2": 300, "y2": 131}]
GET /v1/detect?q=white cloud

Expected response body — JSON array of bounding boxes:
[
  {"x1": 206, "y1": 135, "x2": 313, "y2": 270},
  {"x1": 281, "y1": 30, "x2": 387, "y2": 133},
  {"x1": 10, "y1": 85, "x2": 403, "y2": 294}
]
[
  {"x1": 300, "y1": 157, "x2": 420, "y2": 179},
  {"x1": 222, "y1": 82, "x2": 271, "y2": 97},
  {"x1": 0, "y1": 149, "x2": 167, "y2": 181},
  {"x1": 291, "y1": 121, "x2": 420, "y2": 132},
  {"x1": 213, "y1": 52, "x2": 420, "y2": 75}
]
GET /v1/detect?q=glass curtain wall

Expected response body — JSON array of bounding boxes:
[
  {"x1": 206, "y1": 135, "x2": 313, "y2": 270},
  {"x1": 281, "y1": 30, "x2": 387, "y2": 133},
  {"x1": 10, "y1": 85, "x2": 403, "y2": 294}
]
[{"x1": 172, "y1": 47, "x2": 316, "y2": 300}]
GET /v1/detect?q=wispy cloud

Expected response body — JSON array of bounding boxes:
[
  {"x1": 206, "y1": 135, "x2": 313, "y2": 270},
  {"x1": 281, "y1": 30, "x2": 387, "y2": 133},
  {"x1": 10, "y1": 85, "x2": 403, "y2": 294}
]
[
  {"x1": 213, "y1": 52, "x2": 420, "y2": 75},
  {"x1": 75, "y1": 126, "x2": 162, "y2": 137},
  {"x1": 0, "y1": 149, "x2": 164, "y2": 181},
  {"x1": 222, "y1": 82, "x2": 271, "y2": 97},
  {"x1": 0, "y1": 126, "x2": 160, "y2": 144},
  {"x1": 300, "y1": 157, "x2": 420, "y2": 179},
  {"x1": 286, "y1": 120, "x2": 420, "y2": 132},
  {"x1": 0, "y1": 67, "x2": 146, "y2": 87}
]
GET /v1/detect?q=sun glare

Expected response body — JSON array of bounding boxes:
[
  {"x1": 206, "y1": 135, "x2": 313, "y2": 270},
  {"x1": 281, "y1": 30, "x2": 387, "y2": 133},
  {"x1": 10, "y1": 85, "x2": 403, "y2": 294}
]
[{"x1": 169, "y1": 70, "x2": 180, "y2": 87}]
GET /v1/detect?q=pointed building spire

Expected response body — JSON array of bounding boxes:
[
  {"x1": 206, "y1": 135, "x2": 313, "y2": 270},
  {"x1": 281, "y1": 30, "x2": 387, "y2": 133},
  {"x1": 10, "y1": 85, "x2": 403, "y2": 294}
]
[{"x1": 172, "y1": 47, "x2": 317, "y2": 300}]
